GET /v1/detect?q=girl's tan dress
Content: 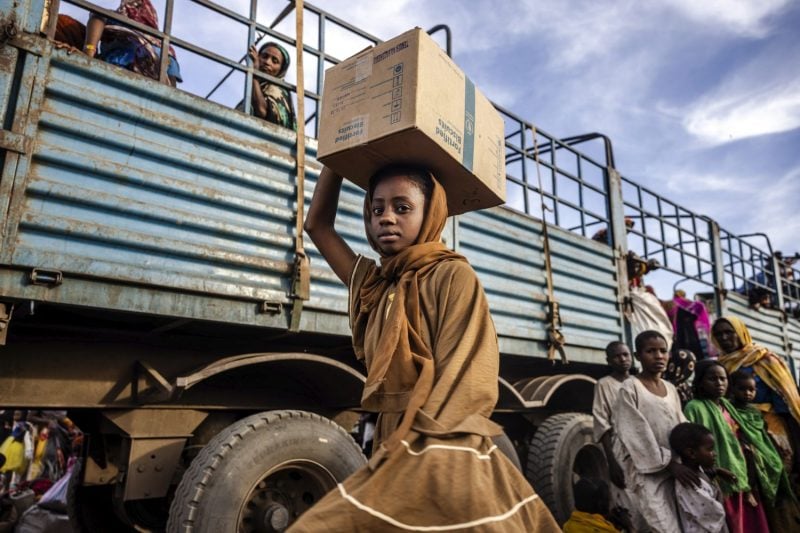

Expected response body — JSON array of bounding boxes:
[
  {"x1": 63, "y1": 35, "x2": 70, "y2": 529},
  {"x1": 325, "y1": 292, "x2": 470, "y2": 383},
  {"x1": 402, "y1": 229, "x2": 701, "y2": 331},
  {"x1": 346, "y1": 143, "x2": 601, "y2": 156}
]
[{"x1": 289, "y1": 252, "x2": 559, "y2": 531}]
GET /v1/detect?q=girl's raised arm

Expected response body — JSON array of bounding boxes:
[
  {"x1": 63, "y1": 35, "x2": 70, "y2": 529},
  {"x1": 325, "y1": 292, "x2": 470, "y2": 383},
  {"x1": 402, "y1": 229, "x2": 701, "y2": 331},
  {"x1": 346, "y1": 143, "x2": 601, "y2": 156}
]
[{"x1": 304, "y1": 167, "x2": 357, "y2": 284}]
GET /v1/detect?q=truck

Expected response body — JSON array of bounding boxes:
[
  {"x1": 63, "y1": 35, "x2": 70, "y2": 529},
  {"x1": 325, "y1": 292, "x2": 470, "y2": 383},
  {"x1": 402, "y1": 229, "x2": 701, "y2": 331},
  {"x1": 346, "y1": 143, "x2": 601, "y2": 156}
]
[{"x1": 1, "y1": 0, "x2": 798, "y2": 530}]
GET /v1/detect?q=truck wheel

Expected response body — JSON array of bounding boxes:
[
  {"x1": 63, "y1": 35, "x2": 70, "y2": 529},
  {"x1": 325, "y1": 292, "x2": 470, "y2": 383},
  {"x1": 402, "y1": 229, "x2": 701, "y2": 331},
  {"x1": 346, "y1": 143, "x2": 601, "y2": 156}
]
[
  {"x1": 167, "y1": 410, "x2": 366, "y2": 533},
  {"x1": 526, "y1": 412, "x2": 607, "y2": 523},
  {"x1": 493, "y1": 432, "x2": 522, "y2": 472}
]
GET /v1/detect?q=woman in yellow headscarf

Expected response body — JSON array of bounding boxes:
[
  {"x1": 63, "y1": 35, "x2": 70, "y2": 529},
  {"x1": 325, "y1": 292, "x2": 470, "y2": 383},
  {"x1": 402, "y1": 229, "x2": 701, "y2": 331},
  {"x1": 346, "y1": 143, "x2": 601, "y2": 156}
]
[{"x1": 712, "y1": 316, "x2": 800, "y2": 475}]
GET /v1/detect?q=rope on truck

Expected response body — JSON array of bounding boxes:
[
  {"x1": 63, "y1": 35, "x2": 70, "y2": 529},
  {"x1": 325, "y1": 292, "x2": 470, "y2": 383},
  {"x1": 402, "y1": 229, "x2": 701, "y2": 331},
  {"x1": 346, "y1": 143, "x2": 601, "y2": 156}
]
[
  {"x1": 531, "y1": 127, "x2": 568, "y2": 364},
  {"x1": 290, "y1": 0, "x2": 310, "y2": 332}
]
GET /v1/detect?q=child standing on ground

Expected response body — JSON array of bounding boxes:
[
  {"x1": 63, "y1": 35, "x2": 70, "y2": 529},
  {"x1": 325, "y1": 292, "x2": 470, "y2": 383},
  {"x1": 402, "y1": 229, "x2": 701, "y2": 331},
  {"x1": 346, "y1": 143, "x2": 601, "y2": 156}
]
[
  {"x1": 684, "y1": 360, "x2": 769, "y2": 533},
  {"x1": 669, "y1": 422, "x2": 730, "y2": 533},
  {"x1": 592, "y1": 341, "x2": 642, "y2": 529},
  {"x1": 290, "y1": 166, "x2": 560, "y2": 531},
  {"x1": 613, "y1": 330, "x2": 696, "y2": 533},
  {"x1": 728, "y1": 369, "x2": 800, "y2": 532}
]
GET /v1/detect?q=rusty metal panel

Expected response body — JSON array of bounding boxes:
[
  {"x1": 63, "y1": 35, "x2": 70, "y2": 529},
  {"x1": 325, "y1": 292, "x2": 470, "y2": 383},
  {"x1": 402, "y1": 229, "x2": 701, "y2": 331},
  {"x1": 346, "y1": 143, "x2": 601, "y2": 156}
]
[
  {"x1": 726, "y1": 293, "x2": 787, "y2": 357},
  {"x1": 6, "y1": 52, "x2": 302, "y2": 305},
  {"x1": 457, "y1": 207, "x2": 621, "y2": 364},
  {"x1": 459, "y1": 207, "x2": 547, "y2": 344},
  {"x1": 0, "y1": 46, "x2": 624, "y2": 364},
  {"x1": 548, "y1": 226, "x2": 621, "y2": 357},
  {"x1": 302, "y1": 173, "x2": 371, "y2": 325}
]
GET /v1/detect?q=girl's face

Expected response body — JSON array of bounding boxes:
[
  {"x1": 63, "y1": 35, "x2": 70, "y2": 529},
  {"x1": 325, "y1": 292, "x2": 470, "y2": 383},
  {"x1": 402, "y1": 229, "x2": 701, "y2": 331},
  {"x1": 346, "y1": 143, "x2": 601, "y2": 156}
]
[
  {"x1": 732, "y1": 377, "x2": 756, "y2": 404},
  {"x1": 636, "y1": 337, "x2": 668, "y2": 375},
  {"x1": 259, "y1": 46, "x2": 284, "y2": 76},
  {"x1": 699, "y1": 365, "x2": 728, "y2": 399},
  {"x1": 368, "y1": 174, "x2": 426, "y2": 256},
  {"x1": 713, "y1": 321, "x2": 742, "y2": 354},
  {"x1": 607, "y1": 344, "x2": 632, "y2": 374}
]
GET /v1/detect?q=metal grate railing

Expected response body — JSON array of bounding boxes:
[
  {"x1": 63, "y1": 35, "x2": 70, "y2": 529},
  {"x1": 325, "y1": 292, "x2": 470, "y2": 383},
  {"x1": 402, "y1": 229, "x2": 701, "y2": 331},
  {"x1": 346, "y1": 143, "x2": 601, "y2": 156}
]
[
  {"x1": 498, "y1": 104, "x2": 611, "y2": 239},
  {"x1": 47, "y1": 0, "x2": 798, "y2": 319}
]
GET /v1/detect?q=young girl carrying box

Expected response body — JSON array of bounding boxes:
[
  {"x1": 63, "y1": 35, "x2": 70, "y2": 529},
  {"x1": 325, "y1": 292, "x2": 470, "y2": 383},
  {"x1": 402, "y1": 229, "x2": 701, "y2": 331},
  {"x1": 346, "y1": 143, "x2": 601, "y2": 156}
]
[{"x1": 289, "y1": 166, "x2": 559, "y2": 531}]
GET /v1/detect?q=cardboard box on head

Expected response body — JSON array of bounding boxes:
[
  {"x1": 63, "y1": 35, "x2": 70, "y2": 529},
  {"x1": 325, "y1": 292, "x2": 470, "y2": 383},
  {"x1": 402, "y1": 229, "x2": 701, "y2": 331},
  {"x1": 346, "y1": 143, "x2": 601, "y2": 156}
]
[{"x1": 318, "y1": 28, "x2": 506, "y2": 216}]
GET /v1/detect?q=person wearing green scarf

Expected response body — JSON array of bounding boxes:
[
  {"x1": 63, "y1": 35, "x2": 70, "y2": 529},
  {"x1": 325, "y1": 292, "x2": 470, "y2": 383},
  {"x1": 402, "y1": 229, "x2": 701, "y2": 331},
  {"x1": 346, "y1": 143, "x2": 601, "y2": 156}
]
[
  {"x1": 684, "y1": 360, "x2": 768, "y2": 533},
  {"x1": 728, "y1": 369, "x2": 800, "y2": 532}
]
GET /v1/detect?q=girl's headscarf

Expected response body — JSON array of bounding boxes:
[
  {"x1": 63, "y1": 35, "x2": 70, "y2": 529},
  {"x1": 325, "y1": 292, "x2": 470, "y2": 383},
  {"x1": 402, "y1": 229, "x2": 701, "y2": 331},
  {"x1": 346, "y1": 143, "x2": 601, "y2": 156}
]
[
  {"x1": 713, "y1": 316, "x2": 800, "y2": 424},
  {"x1": 353, "y1": 171, "x2": 465, "y2": 465},
  {"x1": 259, "y1": 41, "x2": 291, "y2": 78}
]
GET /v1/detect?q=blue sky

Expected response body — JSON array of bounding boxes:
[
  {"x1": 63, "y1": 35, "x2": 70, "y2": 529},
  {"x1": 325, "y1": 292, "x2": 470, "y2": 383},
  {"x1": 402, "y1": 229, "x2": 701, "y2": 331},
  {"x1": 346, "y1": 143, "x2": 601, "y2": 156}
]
[{"x1": 60, "y1": 0, "x2": 800, "y2": 294}]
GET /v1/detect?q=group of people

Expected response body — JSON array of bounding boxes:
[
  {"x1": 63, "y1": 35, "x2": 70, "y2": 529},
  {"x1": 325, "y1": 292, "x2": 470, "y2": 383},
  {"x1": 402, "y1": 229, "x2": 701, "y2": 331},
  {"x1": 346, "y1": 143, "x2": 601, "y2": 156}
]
[
  {"x1": 54, "y1": 0, "x2": 296, "y2": 128},
  {"x1": 584, "y1": 316, "x2": 800, "y2": 532},
  {"x1": 0, "y1": 410, "x2": 82, "y2": 497}
]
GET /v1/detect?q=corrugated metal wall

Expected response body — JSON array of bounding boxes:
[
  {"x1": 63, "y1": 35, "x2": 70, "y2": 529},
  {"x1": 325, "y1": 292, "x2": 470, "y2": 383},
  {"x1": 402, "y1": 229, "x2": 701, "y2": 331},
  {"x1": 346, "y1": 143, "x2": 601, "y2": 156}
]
[
  {"x1": 726, "y1": 294, "x2": 787, "y2": 357},
  {"x1": 0, "y1": 48, "x2": 624, "y2": 365},
  {"x1": 7, "y1": 54, "x2": 298, "y2": 304},
  {"x1": 458, "y1": 207, "x2": 621, "y2": 363}
]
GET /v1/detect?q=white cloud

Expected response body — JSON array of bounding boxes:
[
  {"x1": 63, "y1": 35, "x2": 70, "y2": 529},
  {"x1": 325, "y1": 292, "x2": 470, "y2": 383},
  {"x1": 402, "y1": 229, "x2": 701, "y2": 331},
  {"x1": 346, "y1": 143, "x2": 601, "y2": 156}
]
[
  {"x1": 683, "y1": 81, "x2": 800, "y2": 144},
  {"x1": 662, "y1": 0, "x2": 792, "y2": 37},
  {"x1": 664, "y1": 172, "x2": 751, "y2": 194}
]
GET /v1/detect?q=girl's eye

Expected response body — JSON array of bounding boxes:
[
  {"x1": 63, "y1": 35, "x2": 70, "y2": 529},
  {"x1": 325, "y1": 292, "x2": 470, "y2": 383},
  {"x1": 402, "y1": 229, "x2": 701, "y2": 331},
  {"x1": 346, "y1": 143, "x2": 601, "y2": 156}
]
[
  {"x1": 396, "y1": 204, "x2": 411, "y2": 213},
  {"x1": 372, "y1": 208, "x2": 383, "y2": 215}
]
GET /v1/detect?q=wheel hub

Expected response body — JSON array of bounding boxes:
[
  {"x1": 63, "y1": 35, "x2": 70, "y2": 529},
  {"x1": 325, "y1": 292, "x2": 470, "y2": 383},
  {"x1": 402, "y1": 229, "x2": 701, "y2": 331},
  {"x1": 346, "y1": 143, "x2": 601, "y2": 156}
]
[
  {"x1": 264, "y1": 504, "x2": 290, "y2": 531},
  {"x1": 239, "y1": 462, "x2": 336, "y2": 533}
]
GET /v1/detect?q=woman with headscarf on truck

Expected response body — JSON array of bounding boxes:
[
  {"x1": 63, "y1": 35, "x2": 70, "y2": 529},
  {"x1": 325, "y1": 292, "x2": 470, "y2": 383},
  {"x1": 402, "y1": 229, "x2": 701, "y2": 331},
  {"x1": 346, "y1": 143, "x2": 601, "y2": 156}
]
[{"x1": 237, "y1": 41, "x2": 297, "y2": 130}]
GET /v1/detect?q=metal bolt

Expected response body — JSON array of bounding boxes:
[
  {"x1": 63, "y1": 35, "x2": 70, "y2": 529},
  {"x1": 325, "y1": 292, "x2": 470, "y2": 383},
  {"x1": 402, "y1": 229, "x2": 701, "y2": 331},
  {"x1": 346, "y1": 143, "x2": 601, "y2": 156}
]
[
  {"x1": 136, "y1": 465, "x2": 146, "y2": 473},
  {"x1": 264, "y1": 504, "x2": 290, "y2": 531}
]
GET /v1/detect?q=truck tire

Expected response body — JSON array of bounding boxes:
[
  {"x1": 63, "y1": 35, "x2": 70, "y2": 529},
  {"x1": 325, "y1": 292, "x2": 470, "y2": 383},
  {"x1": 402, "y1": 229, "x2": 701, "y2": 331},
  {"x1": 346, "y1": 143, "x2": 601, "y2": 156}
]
[
  {"x1": 526, "y1": 412, "x2": 608, "y2": 523},
  {"x1": 493, "y1": 432, "x2": 522, "y2": 472},
  {"x1": 167, "y1": 410, "x2": 366, "y2": 533}
]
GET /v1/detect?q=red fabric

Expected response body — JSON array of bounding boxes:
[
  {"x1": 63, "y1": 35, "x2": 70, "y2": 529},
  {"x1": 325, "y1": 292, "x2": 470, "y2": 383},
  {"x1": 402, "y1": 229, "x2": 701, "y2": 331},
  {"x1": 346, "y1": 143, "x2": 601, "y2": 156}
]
[
  {"x1": 54, "y1": 14, "x2": 86, "y2": 49},
  {"x1": 723, "y1": 492, "x2": 769, "y2": 533},
  {"x1": 117, "y1": 0, "x2": 159, "y2": 30}
]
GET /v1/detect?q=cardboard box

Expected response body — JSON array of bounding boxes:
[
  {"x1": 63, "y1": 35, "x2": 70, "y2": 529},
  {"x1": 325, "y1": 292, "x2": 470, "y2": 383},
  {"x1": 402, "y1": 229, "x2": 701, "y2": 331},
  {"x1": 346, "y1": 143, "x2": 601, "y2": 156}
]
[{"x1": 318, "y1": 28, "x2": 506, "y2": 215}]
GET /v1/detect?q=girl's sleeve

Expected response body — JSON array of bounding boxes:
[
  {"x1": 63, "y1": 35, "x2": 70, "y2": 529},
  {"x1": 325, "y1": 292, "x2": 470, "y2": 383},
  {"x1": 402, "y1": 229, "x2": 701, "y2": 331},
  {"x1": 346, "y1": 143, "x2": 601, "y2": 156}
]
[
  {"x1": 615, "y1": 383, "x2": 673, "y2": 474},
  {"x1": 347, "y1": 255, "x2": 374, "y2": 329}
]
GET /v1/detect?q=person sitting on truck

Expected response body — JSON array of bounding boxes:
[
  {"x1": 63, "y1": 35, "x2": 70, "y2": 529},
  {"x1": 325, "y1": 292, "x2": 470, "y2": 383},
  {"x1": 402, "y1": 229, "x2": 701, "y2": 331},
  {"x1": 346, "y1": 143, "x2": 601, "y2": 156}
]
[
  {"x1": 613, "y1": 330, "x2": 697, "y2": 533},
  {"x1": 236, "y1": 41, "x2": 297, "y2": 130},
  {"x1": 82, "y1": 0, "x2": 183, "y2": 86},
  {"x1": 592, "y1": 341, "x2": 644, "y2": 530},
  {"x1": 53, "y1": 14, "x2": 86, "y2": 52},
  {"x1": 293, "y1": 165, "x2": 560, "y2": 531},
  {"x1": 712, "y1": 316, "x2": 800, "y2": 484}
]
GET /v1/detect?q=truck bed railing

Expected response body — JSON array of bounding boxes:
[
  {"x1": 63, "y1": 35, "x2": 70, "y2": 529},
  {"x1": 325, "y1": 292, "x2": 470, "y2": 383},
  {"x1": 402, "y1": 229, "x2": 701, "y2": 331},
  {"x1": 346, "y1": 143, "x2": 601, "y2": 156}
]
[{"x1": 48, "y1": 0, "x2": 800, "y2": 322}]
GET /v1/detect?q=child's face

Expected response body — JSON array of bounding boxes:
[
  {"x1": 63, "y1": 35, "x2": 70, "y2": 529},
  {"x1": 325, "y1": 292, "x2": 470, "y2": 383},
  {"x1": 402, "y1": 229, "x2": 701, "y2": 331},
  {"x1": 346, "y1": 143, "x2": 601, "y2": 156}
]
[
  {"x1": 636, "y1": 337, "x2": 668, "y2": 375},
  {"x1": 699, "y1": 365, "x2": 728, "y2": 400},
  {"x1": 368, "y1": 174, "x2": 426, "y2": 256},
  {"x1": 732, "y1": 377, "x2": 756, "y2": 404},
  {"x1": 692, "y1": 433, "x2": 717, "y2": 469},
  {"x1": 607, "y1": 344, "x2": 632, "y2": 373}
]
